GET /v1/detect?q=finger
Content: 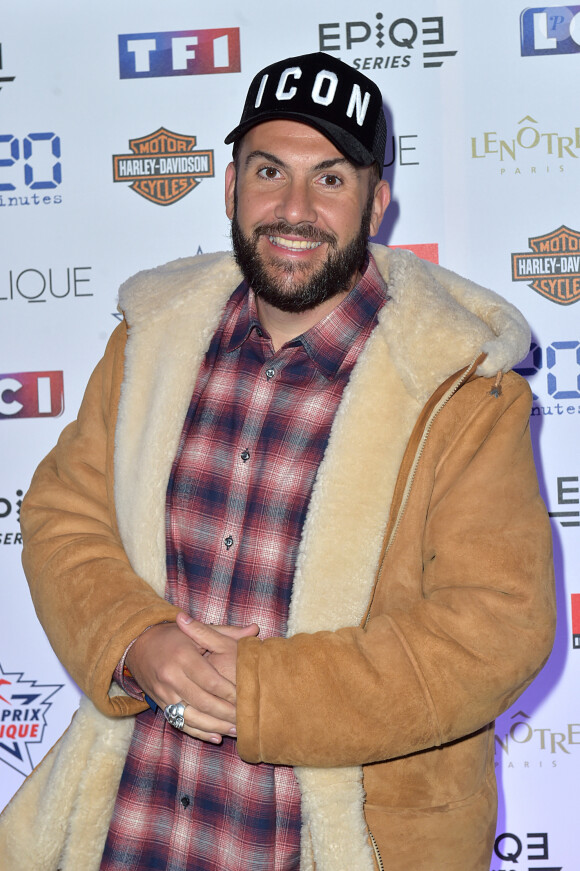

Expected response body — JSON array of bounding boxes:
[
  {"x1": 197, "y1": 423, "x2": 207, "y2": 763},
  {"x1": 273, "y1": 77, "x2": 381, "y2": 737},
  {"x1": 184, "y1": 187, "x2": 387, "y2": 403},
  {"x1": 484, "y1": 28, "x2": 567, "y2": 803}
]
[
  {"x1": 181, "y1": 653, "x2": 237, "y2": 708},
  {"x1": 176, "y1": 617, "x2": 247, "y2": 653},
  {"x1": 181, "y1": 725, "x2": 235, "y2": 744},
  {"x1": 143, "y1": 658, "x2": 237, "y2": 715},
  {"x1": 166, "y1": 650, "x2": 238, "y2": 716},
  {"x1": 183, "y1": 727, "x2": 223, "y2": 744},
  {"x1": 176, "y1": 613, "x2": 259, "y2": 643},
  {"x1": 176, "y1": 617, "x2": 226, "y2": 652},
  {"x1": 163, "y1": 700, "x2": 237, "y2": 743},
  {"x1": 182, "y1": 710, "x2": 237, "y2": 739},
  {"x1": 213, "y1": 622, "x2": 260, "y2": 640}
]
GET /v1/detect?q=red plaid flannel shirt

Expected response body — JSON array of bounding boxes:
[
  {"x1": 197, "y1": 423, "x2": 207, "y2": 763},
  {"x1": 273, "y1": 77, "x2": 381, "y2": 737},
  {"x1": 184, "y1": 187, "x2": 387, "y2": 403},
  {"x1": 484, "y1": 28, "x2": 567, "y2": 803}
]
[{"x1": 101, "y1": 254, "x2": 388, "y2": 871}]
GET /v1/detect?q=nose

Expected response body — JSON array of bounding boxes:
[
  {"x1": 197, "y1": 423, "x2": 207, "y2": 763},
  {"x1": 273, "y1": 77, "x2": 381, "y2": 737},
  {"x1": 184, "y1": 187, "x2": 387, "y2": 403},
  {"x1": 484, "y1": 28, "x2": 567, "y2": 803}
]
[{"x1": 274, "y1": 177, "x2": 317, "y2": 227}]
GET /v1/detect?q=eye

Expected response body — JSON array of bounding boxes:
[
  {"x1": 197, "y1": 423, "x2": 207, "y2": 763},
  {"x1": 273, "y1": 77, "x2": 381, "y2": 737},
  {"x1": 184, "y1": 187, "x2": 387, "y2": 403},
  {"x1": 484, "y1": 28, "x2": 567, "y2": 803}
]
[
  {"x1": 319, "y1": 174, "x2": 342, "y2": 187},
  {"x1": 258, "y1": 166, "x2": 282, "y2": 180}
]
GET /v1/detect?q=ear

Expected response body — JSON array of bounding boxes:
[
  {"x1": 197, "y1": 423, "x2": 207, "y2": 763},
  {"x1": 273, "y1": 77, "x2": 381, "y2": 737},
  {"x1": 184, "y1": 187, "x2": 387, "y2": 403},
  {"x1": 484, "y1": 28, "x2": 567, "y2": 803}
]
[
  {"x1": 225, "y1": 161, "x2": 236, "y2": 220},
  {"x1": 369, "y1": 180, "x2": 390, "y2": 238}
]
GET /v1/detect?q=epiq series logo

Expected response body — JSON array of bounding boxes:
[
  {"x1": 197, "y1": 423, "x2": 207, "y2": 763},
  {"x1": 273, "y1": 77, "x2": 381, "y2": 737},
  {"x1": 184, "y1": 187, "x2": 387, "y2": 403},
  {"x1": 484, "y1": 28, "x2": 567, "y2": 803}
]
[
  {"x1": 548, "y1": 476, "x2": 579, "y2": 528},
  {"x1": 0, "y1": 44, "x2": 15, "y2": 91},
  {"x1": 511, "y1": 226, "x2": 580, "y2": 305},
  {"x1": 113, "y1": 127, "x2": 214, "y2": 205},
  {"x1": 118, "y1": 28, "x2": 241, "y2": 78},
  {"x1": 0, "y1": 664, "x2": 63, "y2": 776},
  {"x1": 0, "y1": 487, "x2": 23, "y2": 546},
  {"x1": 318, "y1": 13, "x2": 457, "y2": 70},
  {"x1": 0, "y1": 371, "x2": 64, "y2": 419},
  {"x1": 521, "y1": 5, "x2": 580, "y2": 55},
  {"x1": 492, "y1": 830, "x2": 563, "y2": 870}
]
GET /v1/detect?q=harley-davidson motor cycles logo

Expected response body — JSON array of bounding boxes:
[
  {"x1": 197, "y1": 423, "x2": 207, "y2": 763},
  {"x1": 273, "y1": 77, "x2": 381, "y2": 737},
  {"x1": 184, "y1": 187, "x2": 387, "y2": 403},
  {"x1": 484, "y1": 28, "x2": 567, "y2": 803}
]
[
  {"x1": 112, "y1": 127, "x2": 215, "y2": 205},
  {"x1": 511, "y1": 225, "x2": 580, "y2": 305}
]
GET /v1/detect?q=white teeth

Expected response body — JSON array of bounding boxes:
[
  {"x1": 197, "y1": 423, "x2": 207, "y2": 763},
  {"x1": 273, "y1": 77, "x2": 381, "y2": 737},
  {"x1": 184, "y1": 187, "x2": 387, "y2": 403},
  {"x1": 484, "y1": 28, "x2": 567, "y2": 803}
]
[{"x1": 268, "y1": 235, "x2": 322, "y2": 250}]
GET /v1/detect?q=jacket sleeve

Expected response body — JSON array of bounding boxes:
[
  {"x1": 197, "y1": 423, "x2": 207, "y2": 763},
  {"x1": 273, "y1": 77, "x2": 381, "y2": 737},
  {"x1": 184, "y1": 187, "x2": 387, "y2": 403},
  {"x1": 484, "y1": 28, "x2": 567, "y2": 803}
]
[
  {"x1": 235, "y1": 373, "x2": 556, "y2": 766},
  {"x1": 20, "y1": 322, "x2": 179, "y2": 717}
]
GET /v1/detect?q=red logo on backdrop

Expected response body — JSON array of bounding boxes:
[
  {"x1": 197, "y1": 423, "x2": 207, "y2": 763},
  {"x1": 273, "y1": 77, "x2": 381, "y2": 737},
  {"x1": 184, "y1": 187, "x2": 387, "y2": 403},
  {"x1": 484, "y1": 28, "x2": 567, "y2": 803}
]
[
  {"x1": 0, "y1": 664, "x2": 63, "y2": 776},
  {"x1": 572, "y1": 594, "x2": 580, "y2": 650},
  {"x1": 0, "y1": 372, "x2": 64, "y2": 420},
  {"x1": 389, "y1": 243, "x2": 439, "y2": 264},
  {"x1": 511, "y1": 225, "x2": 580, "y2": 305},
  {"x1": 0, "y1": 371, "x2": 64, "y2": 419},
  {"x1": 112, "y1": 127, "x2": 215, "y2": 205}
]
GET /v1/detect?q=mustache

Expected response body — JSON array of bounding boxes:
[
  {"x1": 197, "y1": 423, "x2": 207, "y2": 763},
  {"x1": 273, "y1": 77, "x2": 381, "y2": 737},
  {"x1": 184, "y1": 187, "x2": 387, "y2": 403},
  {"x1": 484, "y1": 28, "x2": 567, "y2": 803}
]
[{"x1": 253, "y1": 222, "x2": 337, "y2": 246}]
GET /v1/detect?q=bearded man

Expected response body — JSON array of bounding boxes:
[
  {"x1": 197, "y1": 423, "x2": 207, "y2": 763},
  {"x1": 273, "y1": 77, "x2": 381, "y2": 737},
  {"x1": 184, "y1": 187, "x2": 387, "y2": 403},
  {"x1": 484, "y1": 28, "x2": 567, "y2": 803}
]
[{"x1": 0, "y1": 52, "x2": 554, "y2": 871}]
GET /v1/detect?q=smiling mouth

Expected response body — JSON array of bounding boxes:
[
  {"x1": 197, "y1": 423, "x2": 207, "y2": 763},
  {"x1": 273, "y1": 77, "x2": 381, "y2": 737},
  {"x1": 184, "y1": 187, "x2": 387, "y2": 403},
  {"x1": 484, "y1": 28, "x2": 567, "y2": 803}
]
[{"x1": 268, "y1": 235, "x2": 323, "y2": 251}]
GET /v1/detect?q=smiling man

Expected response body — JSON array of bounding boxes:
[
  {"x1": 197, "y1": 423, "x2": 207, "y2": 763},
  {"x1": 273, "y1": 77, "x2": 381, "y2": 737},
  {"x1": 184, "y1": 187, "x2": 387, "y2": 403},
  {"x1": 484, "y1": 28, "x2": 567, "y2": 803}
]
[
  {"x1": 1, "y1": 52, "x2": 555, "y2": 871},
  {"x1": 226, "y1": 119, "x2": 389, "y2": 348}
]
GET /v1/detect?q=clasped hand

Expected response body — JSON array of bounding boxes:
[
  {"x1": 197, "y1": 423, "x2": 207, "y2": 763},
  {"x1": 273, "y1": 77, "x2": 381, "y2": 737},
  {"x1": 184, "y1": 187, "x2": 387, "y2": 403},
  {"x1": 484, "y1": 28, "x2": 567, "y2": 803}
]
[{"x1": 125, "y1": 613, "x2": 259, "y2": 744}]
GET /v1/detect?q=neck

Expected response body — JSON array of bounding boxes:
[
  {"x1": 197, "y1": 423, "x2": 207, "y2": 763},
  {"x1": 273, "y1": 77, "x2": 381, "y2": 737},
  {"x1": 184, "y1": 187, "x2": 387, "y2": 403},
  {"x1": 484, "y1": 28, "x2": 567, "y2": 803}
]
[{"x1": 255, "y1": 290, "x2": 352, "y2": 351}]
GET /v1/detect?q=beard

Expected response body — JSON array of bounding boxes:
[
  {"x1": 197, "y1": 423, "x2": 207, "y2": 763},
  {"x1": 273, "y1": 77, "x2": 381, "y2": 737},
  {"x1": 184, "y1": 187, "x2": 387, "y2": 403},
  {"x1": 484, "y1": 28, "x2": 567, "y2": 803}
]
[{"x1": 230, "y1": 195, "x2": 373, "y2": 314}]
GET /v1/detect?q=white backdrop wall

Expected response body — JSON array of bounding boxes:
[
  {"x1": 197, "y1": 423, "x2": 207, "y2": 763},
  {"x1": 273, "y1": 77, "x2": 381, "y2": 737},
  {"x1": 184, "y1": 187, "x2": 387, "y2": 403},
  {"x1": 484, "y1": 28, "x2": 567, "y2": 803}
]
[{"x1": 1, "y1": 3, "x2": 578, "y2": 868}]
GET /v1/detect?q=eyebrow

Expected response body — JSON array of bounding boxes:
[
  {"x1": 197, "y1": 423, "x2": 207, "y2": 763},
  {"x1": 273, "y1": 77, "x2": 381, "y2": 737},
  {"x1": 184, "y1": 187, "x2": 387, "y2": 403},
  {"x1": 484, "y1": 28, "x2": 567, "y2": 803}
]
[{"x1": 243, "y1": 150, "x2": 356, "y2": 174}]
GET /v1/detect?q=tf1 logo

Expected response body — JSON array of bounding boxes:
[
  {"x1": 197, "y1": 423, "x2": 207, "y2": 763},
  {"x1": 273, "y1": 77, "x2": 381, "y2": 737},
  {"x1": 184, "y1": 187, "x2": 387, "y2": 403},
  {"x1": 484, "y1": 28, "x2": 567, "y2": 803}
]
[
  {"x1": 521, "y1": 5, "x2": 580, "y2": 55},
  {"x1": 118, "y1": 28, "x2": 241, "y2": 78},
  {"x1": 0, "y1": 372, "x2": 64, "y2": 419}
]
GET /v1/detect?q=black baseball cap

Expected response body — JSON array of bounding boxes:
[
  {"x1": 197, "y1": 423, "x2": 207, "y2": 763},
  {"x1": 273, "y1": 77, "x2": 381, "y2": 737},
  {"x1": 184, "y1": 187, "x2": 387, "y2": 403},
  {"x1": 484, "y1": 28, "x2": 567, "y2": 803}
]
[{"x1": 225, "y1": 52, "x2": 387, "y2": 171}]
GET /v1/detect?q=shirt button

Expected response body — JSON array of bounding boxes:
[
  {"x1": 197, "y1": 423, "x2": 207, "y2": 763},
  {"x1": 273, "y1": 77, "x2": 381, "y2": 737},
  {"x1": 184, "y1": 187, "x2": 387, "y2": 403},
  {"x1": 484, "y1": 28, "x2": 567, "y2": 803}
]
[
  {"x1": 240, "y1": 449, "x2": 250, "y2": 462},
  {"x1": 224, "y1": 535, "x2": 234, "y2": 549},
  {"x1": 265, "y1": 367, "x2": 275, "y2": 380},
  {"x1": 180, "y1": 796, "x2": 191, "y2": 808},
  {"x1": 256, "y1": 327, "x2": 263, "y2": 337}
]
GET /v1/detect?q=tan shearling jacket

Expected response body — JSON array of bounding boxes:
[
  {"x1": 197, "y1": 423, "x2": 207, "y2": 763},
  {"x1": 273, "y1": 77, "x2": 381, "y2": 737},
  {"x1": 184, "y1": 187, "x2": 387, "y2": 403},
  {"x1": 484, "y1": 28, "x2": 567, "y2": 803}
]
[{"x1": 0, "y1": 244, "x2": 555, "y2": 871}]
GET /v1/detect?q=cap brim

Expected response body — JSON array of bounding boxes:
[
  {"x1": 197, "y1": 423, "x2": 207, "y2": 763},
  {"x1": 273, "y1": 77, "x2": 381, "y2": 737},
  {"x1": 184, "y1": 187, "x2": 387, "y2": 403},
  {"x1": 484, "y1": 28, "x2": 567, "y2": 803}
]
[{"x1": 224, "y1": 112, "x2": 375, "y2": 167}]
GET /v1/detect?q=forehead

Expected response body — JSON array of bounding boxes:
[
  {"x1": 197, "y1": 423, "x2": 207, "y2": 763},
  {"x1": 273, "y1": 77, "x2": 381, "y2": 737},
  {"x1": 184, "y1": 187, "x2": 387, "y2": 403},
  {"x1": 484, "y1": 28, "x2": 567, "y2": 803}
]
[{"x1": 236, "y1": 119, "x2": 349, "y2": 166}]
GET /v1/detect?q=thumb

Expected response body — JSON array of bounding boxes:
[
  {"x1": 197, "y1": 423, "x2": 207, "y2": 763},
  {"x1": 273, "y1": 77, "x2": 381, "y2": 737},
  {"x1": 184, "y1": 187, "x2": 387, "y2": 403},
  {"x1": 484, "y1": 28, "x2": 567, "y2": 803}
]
[
  {"x1": 175, "y1": 613, "x2": 259, "y2": 644},
  {"x1": 217, "y1": 623, "x2": 260, "y2": 641},
  {"x1": 173, "y1": 612, "x2": 209, "y2": 653},
  {"x1": 175, "y1": 613, "x2": 211, "y2": 644}
]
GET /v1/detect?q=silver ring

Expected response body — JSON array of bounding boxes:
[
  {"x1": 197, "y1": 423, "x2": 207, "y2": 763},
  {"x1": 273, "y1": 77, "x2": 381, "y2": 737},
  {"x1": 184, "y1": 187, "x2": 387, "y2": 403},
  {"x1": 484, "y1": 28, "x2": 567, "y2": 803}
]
[{"x1": 164, "y1": 700, "x2": 187, "y2": 730}]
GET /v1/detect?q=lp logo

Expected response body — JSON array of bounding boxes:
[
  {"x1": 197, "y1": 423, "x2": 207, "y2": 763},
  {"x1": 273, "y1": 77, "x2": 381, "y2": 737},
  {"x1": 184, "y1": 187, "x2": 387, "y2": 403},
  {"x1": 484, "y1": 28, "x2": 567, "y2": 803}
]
[
  {"x1": 520, "y1": 5, "x2": 580, "y2": 55},
  {"x1": 0, "y1": 371, "x2": 64, "y2": 419}
]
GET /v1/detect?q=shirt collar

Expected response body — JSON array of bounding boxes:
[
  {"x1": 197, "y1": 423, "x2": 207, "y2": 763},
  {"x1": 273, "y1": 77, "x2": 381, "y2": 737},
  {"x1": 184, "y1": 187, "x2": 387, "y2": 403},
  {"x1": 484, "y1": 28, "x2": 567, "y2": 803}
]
[
  {"x1": 225, "y1": 282, "x2": 263, "y2": 353},
  {"x1": 298, "y1": 252, "x2": 388, "y2": 379},
  {"x1": 224, "y1": 252, "x2": 389, "y2": 379}
]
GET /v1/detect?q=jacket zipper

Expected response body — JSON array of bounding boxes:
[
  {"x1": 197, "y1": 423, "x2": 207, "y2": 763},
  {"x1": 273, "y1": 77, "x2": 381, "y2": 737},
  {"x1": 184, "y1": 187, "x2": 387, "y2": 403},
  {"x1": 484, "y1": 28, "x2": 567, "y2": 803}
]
[
  {"x1": 364, "y1": 354, "x2": 480, "y2": 630},
  {"x1": 369, "y1": 830, "x2": 385, "y2": 871},
  {"x1": 364, "y1": 355, "x2": 483, "y2": 864},
  {"x1": 364, "y1": 355, "x2": 481, "y2": 867}
]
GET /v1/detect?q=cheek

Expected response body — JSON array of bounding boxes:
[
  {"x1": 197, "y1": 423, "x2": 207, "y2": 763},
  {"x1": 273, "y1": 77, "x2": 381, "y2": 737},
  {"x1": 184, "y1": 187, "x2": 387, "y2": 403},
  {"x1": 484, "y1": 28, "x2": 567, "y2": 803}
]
[
  {"x1": 320, "y1": 197, "x2": 365, "y2": 238},
  {"x1": 236, "y1": 192, "x2": 274, "y2": 231}
]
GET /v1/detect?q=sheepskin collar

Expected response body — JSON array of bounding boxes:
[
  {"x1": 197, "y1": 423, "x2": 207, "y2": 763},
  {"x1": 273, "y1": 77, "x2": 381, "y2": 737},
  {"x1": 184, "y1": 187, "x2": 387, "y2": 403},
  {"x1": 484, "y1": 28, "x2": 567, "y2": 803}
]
[{"x1": 119, "y1": 244, "x2": 529, "y2": 403}]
